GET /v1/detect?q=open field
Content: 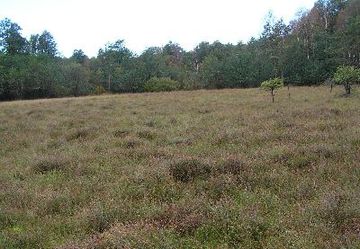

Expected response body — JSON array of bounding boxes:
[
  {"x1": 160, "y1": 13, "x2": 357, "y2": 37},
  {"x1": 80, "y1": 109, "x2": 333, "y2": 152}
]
[{"x1": 0, "y1": 86, "x2": 359, "y2": 248}]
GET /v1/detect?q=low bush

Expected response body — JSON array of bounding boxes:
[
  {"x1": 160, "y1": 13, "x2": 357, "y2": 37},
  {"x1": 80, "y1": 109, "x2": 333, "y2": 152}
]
[
  {"x1": 137, "y1": 130, "x2": 157, "y2": 140},
  {"x1": 86, "y1": 207, "x2": 113, "y2": 233},
  {"x1": 113, "y1": 129, "x2": 129, "y2": 138},
  {"x1": 66, "y1": 127, "x2": 97, "y2": 141},
  {"x1": 94, "y1": 85, "x2": 107, "y2": 95},
  {"x1": 170, "y1": 159, "x2": 212, "y2": 182},
  {"x1": 33, "y1": 155, "x2": 70, "y2": 174},
  {"x1": 144, "y1": 77, "x2": 180, "y2": 92}
]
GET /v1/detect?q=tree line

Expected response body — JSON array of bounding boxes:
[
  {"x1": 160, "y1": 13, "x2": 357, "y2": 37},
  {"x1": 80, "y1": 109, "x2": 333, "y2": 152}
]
[{"x1": 0, "y1": 0, "x2": 359, "y2": 101}]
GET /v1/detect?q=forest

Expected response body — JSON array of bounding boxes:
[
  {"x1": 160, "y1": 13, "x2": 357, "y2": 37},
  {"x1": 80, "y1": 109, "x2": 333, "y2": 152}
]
[{"x1": 0, "y1": 0, "x2": 359, "y2": 101}]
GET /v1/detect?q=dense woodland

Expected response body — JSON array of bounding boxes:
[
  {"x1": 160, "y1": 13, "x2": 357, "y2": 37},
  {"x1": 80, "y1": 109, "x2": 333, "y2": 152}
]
[{"x1": 0, "y1": 0, "x2": 359, "y2": 101}]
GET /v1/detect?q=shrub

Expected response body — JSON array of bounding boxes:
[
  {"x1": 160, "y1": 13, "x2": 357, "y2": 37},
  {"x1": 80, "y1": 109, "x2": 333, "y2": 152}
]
[
  {"x1": 94, "y1": 85, "x2": 107, "y2": 95},
  {"x1": 144, "y1": 77, "x2": 180, "y2": 92},
  {"x1": 170, "y1": 159, "x2": 212, "y2": 182},
  {"x1": 123, "y1": 137, "x2": 142, "y2": 149},
  {"x1": 33, "y1": 155, "x2": 69, "y2": 174},
  {"x1": 43, "y1": 195, "x2": 75, "y2": 215},
  {"x1": 287, "y1": 155, "x2": 314, "y2": 169},
  {"x1": 66, "y1": 127, "x2": 97, "y2": 141},
  {"x1": 333, "y1": 66, "x2": 360, "y2": 95},
  {"x1": 86, "y1": 207, "x2": 113, "y2": 233},
  {"x1": 260, "y1": 78, "x2": 284, "y2": 102},
  {"x1": 137, "y1": 130, "x2": 156, "y2": 140},
  {"x1": 113, "y1": 129, "x2": 129, "y2": 138},
  {"x1": 154, "y1": 204, "x2": 205, "y2": 235}
]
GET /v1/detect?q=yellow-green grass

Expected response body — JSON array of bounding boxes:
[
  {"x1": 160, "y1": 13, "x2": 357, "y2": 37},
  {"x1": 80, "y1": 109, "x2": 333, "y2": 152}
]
[{"x1": 0, "y1": 86, "x2": 359, "y2": 248}]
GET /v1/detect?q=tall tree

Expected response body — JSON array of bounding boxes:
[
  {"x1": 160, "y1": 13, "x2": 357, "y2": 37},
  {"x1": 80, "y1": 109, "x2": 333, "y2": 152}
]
[
  {"x1": 336, "y1": 0, "x2": 360, "y2": 66},
  {"x1": 71, "y1": 49, "x2": 89, "y2": 64},
  {"x1": 37, "y1": 31, "x2": 58, "y2": 57},
  {"x1": 62, "y1": 61, "x2": 91, "y2": 96},
  {"x1": 97, "y1": 39, "x2": 132, "y2": 91},
  {"x1": 29, "y1": 34, "x2": 40, "y2": 54},
  {"x1": 261, "y1": 13, "x2": 290, "y2": 78},
  {"x1": 0, "y1": 18, "x2": 27, "y2": 55}
]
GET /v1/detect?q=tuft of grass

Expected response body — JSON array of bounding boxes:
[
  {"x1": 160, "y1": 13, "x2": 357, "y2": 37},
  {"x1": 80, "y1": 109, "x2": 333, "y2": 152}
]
[
  {"x1": 287, "y1": 154, "x2": 315, "y2": 169},
  {"x1": 216, "y1": 158, "x2": 246, "y2": 175},
  {"x1": 65, "y1": 127, "x2": 97, "y2": 141},
  {"x1": 137, "y1": 129, "x2": 157, "y2": 140},
  {"x1": 123, "y1": 137, "x2": 142, "y2": 149},
  {"x1": 85, "y1": 207, "x2": 114, "y2": 233},
  {"x1": 32, "y1": 155, "x2": 70, "y2": 174},
  {"x1": 170, "y1": 159, "x2": 212, "y2": 183},
  {"x1": 113, "y1": 129, "x2": 129, "y2": 138}
]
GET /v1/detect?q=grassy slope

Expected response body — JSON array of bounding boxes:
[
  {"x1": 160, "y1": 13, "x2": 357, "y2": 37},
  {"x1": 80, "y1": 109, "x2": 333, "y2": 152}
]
[{"x1": 0, "y1": 86, "x2": 359, "y2": 248}]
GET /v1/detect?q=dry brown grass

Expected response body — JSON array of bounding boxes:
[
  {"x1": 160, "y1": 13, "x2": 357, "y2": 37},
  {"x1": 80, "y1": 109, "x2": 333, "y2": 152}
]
[{"x1": 0, "y1": 86, "x2": 359, "y2": 248}]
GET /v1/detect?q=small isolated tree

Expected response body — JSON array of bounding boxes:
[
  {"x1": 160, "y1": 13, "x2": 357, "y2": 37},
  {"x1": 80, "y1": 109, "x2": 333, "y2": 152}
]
[
  {"x1": 261, "y1": 77, "x2": 284, "y2": 103},
  {"x1": 333, "y1": 66, "x2": 360, "y2": 95}
]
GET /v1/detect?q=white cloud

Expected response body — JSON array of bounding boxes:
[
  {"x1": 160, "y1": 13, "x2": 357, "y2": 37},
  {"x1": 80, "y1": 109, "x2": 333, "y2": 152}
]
[{"x1": 0, "y1": 0, "x2": 315, "y2": 57}]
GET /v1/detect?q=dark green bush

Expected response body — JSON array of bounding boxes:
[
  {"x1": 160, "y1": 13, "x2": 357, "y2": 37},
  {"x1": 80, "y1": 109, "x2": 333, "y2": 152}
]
[{"x1": 144, "y1": 77, "x2": 180, "y2": 92}]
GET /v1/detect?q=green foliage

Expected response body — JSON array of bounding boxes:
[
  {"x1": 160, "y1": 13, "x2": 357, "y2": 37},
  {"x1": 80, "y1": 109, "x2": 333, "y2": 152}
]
[
  {"x1": 199, "y1": 54, "x2": 223, "y2": 88},
  {"x1": 0, "y1": 18, "x2": 27, "y2": 55},
  {"x1": 97, "y1": 39, "x2": 133, "y2": 91},
  {"x1": 37, "y1": 31, "x2": 58, "y2": 57},
  {"x1": 71, "y1": 49, "x2": 88, "y2": 64},
  {"x1": 260, "y1": 77, "x2": 284, "y2": 91},
  {"x1": 62, "y1": 61, "x2": 91, "y2": 96},
  {"x1": 333, "y1": 66, "x2": 360, "y2": 85},
  {"x1": 144, "y1": 77, "x2": 180, "y2": 92},
  {"x1": 261, "y1": 78, "x2": 284, "y2": 102},
  {"x1": 94, "y1": 85, "x2": 106, "y2": 95},
  {"x1": 0, "y1": 0, "x2": 359, "y2": 100},
  {"x1": 333, "y1": 66, "x2": 360, "y2": 94}
]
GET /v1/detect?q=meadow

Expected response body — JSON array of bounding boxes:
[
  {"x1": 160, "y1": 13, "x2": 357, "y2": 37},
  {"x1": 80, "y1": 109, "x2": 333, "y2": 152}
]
[{"x1": 0, "y1": 86, "x2": 359, "y2": 248}]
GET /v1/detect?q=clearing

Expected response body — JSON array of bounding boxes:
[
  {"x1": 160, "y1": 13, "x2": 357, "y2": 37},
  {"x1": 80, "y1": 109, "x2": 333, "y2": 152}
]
[{"x1": 0, "y1": 86, "x2": 359, "y2": 248}]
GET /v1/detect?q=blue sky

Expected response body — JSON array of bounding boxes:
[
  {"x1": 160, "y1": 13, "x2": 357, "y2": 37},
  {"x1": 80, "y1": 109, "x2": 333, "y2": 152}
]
[{"x1": 1, "y1": 0, "x2": 316, "y2": 57}]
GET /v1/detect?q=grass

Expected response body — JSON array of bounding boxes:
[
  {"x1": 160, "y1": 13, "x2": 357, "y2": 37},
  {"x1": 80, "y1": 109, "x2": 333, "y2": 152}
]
[{"x1": 0, "y1": 86, "x2": 359, "y2": 248}]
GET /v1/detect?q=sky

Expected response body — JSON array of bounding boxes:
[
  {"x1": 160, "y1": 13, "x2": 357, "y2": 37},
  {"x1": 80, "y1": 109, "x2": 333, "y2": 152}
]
[{"x1": 0, "y1": 0, "x2": 316, "y2": 57}]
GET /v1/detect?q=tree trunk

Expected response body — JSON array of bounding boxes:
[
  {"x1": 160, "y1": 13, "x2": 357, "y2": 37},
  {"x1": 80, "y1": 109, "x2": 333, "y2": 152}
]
[
  {"x1": 108, "y1": 74, "x2": 111, "y2": 91},
  {"x1": 324, "y1": 14, "x2": 328, "y2": 30},
  {"x1": 287, "y1": 85, "x2": 291, "y2": 99},
  {"x1": 345, "y1": 83, "x2": 351, "y2": 95}
]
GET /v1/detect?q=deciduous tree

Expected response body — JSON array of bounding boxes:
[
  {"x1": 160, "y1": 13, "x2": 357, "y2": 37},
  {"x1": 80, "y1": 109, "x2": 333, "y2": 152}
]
[
  {"x1": 261, "y1": 77, "x2": 284, "y2": 102},
  {"x1": 333, "y1": 65, "x2": 360, "y2": 94}
]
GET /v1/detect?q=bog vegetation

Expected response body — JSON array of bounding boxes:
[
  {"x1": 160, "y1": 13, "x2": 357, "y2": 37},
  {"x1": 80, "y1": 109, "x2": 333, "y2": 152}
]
[
  {"x1": 1, "y1": 0, "x2": 360, "y2": 248},
  {"x1": 1, "y1": 0, "x2": 360, "y2": 101},
  {"x1": 0, "y1": 86, "x2": 359, "y2": 248}
]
